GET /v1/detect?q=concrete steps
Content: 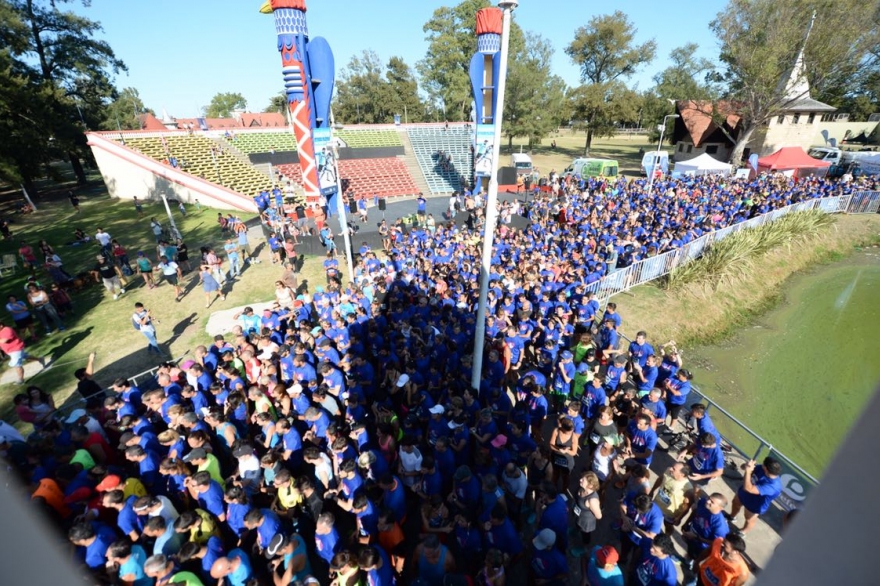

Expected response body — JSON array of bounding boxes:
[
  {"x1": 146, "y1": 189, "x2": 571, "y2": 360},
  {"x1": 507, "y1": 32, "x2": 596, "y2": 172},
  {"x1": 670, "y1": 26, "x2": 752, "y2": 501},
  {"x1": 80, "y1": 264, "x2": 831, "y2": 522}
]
[{"x1": 398, "y1": 129, "x2": 432, "y2": 196}]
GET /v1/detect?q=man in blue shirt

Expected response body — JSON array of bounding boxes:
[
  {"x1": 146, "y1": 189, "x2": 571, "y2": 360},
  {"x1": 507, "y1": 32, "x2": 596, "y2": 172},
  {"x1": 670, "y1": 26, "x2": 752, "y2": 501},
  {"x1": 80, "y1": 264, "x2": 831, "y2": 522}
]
[
  {"x1": 210, "y1": 548, "x2": 252, "y2": 586},
  {"x1": 683, "y1": 432, "x2": 725, "y2": 493},
  {"x1": 192, "y1": 471, "x2": 226, "y2": 521},
  {"x1": 530, "y1": 528, "x2": 567, "y2": 583},
  {"x1": 690, "y1": 403, "x2": 721, "y2": 444},
  {"x1": 243, "y1": 508, "x2": 282, "y2": 553},
  {"x1": 102, "y1": 490, "x2": 143, "y2": 541},
  {"x1": 536, "y1": 482, "x2": 569, "y2": 552},
  {"x1": 682, "y1": 493, "x2": 729, "y2": 564},
  {"x1": 730, "y1": 456, "x2": 784, "y2": 534},
  {"x1": 68, "y1": 522, "x2": 118, "y2": 569},
  {"x1": 626, "y1": 414, "x2": 658, "y2": 466},
  {"x1": 632, "y1": 534, "x2": 677, "y2": 586}
]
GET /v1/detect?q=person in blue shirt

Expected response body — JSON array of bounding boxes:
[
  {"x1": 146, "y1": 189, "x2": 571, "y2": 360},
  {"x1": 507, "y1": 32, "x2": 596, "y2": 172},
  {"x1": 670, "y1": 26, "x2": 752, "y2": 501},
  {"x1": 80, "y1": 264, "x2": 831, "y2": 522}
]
[
  {"x1": 102, "y1": 490, "x2": 143, "y2": 541},
  {"x1": 690, "y1": 403, "x2": 722, "y2": 445},
  {"x1": 378, "y1": 473, "x2": 408, "y2": 524},
  {"x1": 484, "y1": 504, "x2": 523, "y2": 558},
  {"x1": 192, "y1": 471, "x2": 226, "y2": 521},
  {"x1": 315, "y1": 512, "x2": 340, "y2": 568},
  {"x1": 450, "y1": 465, "x2": 481, "y2": 513},
  {"x1": 628, "y1": 330, "x2": 655, "y2": 370},
  {"x1": 536, "y1": 481, "x2": 569, "y2": 552},
  {"x1": 530, "y1": 528, "x2": 568, "y2": 583},
  {"x1": 582, "y1": 376, "x2": 608, "y2": 420},
  {"x1": 684, "y1": 432, "x2": 725, "y2": 491},
  {"x1": 357, "y1": 544, "x2": 394, "y2": 586},
  {"x1": 352, "y1": 492, "x2": 379, "y2": 540},
  {"x1": 631, "y1": 354, "x2": 659, "y2": 398},
  {"x1": 68, "y1": 522, "x2": 118, "y2": 570},
  {"x1": 210, "y1": 547, "x2": 252, "y2": 586},
  {"x1": 107, "y1": 539, "x2": 151, "y2": 586},
  {"x1": 626, "y1": 414, "x2": 659, "y2": 466},
  {"x1": 551, "y1": 350, "x2": 576, "y2": 408},
  {"x1": 663, "y1": 368, "x2": 692, "y2": 429},
  {"x1": 417, "y1": 194, "x2": 427, "y2": 215},
  {"x1": 640, "y1": 388, "x2": 667, "y2": 429},
  {"x1": 177, "y1": 536, "x2": 224, "y2": 583},
  {"x1": 730, "y1": 456, "x2": 784, "y2": 534},
  {"x1": 682, "y1": 493, "x2": 730, "y2": 563},
  {"x1": 632, "y1": 534, "x2": 677, "y2": 586},
  {"x1": 527, "y1": 385, "x2": 549, "y2": 443},
  {"x1": 243, "y1": 508, "x2": 282, "y2": 552}
]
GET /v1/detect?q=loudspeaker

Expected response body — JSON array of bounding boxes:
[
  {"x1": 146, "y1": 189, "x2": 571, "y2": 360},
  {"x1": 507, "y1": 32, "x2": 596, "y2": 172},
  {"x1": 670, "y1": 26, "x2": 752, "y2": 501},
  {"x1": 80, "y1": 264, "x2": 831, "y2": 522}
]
[
  {"x1": 349, "y1": 201, "x2": 358, "y2": 214},
  {"x1": 498, "y1": 166, "x2": 517, "y2": 185},
  {"x1": 378, "y1": 198, "x2": 387, "y2": 211}
]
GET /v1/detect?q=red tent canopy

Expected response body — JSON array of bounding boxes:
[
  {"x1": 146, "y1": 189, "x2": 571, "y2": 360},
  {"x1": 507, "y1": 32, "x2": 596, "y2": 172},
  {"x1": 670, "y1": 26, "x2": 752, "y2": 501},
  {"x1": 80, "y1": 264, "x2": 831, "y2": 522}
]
[{"x1": 757, "y1": 147, "x2": 831, "y2": 171}]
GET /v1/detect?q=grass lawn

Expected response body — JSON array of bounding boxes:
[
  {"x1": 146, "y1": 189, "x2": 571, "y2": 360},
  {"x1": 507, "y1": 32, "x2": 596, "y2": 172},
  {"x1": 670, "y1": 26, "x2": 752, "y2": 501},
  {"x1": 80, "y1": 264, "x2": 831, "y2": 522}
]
[
  {"x1": 0, "y1": 170, "x2": 292, "y2": 421},
  {"x1": 501, "y1": 130, "x2": 657, "y2": 177}
]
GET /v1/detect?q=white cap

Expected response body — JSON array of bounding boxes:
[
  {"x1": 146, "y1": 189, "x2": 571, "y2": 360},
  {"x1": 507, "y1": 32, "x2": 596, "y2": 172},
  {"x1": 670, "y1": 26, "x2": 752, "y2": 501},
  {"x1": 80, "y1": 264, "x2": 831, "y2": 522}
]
[
  {"x1": 65, "y1": 409, "x2": 87, "y2": 424},
  {"x1": 428, "y1": 405, "x2": 445, "y2": 415},
  {"x1": 396, "y1": 374, "x2": 410, "y2": 388}
]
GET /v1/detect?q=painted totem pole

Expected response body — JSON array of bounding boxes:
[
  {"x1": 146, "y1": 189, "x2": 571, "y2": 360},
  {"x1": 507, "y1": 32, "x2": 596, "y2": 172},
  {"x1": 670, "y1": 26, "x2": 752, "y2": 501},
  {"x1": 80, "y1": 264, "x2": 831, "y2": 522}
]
[
  {"x1": 260, "y1": 0, "x2": 337, "y2": 204},
  {"x1": 469, "y1": 7, "x2": 503, "y2": 189}
]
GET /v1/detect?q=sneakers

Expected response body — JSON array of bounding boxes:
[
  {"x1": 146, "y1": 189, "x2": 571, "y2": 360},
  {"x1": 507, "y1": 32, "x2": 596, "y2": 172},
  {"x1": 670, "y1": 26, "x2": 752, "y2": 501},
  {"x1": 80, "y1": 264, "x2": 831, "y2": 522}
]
[
  {"x1": 120, "y1": 288, "x2": 125, "y2": 294},
  {"x1": 113, "y1": 294, "x2": 118, "y2": 300}
]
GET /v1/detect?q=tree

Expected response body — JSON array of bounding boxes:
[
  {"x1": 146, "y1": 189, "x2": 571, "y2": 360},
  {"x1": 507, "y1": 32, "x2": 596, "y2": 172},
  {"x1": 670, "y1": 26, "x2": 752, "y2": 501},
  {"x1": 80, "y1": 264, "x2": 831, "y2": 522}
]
[
  {"x1": 334, "y1": 51, "x2": 424, "y2": 124},
  {"x1": 644, "y1": 44, "x2": 718, "y2": 142},
  {"x1": 264, "y1": 91, "x2": 287, "y2": 114},
  {"x1": 504, "y1": 34, "x2": 566, "y2": 148},
  {"x1": 205, "y1": 92, "x2": 247, "y2": 118},
  {"x1": 0, "y1": 0, "x2": 126, "y2": 190},
  {"x1": 711, "y1": 0, "x2": 880, "y2": 163},
  {"x1": 569, "y1": 82, "x2": 643, "y2": 149},
  {"x1": 100, "y1": 87, "x2": 152, "y2": 130},
  {"x1": 565, "y1": 11, "x2": 656, "y2": 153}
]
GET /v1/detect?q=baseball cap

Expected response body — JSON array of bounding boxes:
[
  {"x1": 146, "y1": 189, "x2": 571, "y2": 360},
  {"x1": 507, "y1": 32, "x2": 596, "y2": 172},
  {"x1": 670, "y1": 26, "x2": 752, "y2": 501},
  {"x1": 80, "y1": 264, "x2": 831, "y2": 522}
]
[
  {"x1": 532, "y1": 528, "x2": 556, "y2": 550},
  {"x1": 65, "y1": 409, "x2": 87, "y2": 424},
  {"x1": 232, "y1": 444, "x2": 254, "y2": 459},
  {"x1": 288, "y1": 383, "x2": 303, "y2": 395},
  {"x1": 428, "y1": 405, "x2": 445, "y2": 415},
  {"x1": 396, "y1": 374, "x2": 410, "y2": 388},
  {"x1": 95, "y1": 475, "x2": 122, "y2": 492},
  {"x1": 453, "y1": 465, "x2": 472, "y2": 482},
  {"x1": 490, "y1": 434, "x2": 507, "y2": 449},
  {"x1": 117, "y1": 432, "x2": 137, "y2": 450},
  {"x1": 183, "y1": 447, "x2": 207, "y2": 462},
  {"x1": 180, "y1": 359, "x2": 196, "y2": 370},
  {"x1": 596, "y1": 545, "x2": 619, "y2": 566},
  {"x1": 577, "y1": 362, "x2": 590, "y2": 374},
  {"x1": 265, "y1": 534, "x2": 288, "y2": 558},
  {"x1": 561, "y1": 350, "x2": 573, "y2": 360},
  {"x1": 448, "y1": 416, "x2": 465, "y2": 430}
]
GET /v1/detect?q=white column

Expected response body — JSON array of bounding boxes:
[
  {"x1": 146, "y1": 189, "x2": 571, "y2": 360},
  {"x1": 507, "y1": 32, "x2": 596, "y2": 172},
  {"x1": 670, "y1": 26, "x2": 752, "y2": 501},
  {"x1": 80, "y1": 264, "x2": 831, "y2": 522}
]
[{"x1": 471, "y1": 0, "x2": 517, "y2": 391}]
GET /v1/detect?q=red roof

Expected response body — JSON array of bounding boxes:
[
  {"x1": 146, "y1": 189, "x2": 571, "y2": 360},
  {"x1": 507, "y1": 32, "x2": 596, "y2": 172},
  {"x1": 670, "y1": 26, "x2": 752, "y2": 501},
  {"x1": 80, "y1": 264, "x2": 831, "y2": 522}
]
[
  {"x1": 757, "y1": 147, "x2": 831, "y2": 170},
  {"x1": 239, "y1": 112, "x2": 286, "y2": 128},
  {"x1": 676, "y1": 101, "x2": 741, "y2": 147},
  {"x1": 138, "y1": 113, "x2": 167, "y2": 131}
]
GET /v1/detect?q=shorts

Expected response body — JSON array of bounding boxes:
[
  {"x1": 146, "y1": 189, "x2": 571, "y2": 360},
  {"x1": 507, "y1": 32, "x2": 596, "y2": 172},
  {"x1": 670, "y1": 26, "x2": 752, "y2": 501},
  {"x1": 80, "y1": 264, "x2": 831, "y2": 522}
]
[
  {"x1": 7, "y1": 350, "x2": 26, "y2": 368},
  {"x1": 666, "y1": 402, "x2": 685, "y2": 422},
  {"x1": 13, "y1": 316, "x2": 34, "y2": 328},
  {"x1": 102, "y1": 276, "x2": 121, "y2": 291},
  {"x1": 164, "y1": 274, "x2": 179, "y2": 286}
]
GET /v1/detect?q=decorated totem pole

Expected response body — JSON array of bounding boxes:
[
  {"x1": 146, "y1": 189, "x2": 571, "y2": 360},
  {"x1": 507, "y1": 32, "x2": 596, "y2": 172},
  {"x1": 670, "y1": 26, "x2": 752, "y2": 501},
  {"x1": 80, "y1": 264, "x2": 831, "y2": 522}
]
[
  {"x1": 469, "y1": 7, "x2": 503, "y2": 191},
  {"x1": 260, "y1": 0, "x2": 337, "y2": 205}
]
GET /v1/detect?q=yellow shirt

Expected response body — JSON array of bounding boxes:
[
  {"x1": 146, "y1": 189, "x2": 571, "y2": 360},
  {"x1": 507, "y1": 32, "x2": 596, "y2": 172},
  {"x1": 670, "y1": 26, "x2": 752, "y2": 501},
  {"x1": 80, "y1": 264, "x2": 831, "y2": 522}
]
[
  {"x1": 654, "y1": 472, "x2": 692, "y2": 519},
  {"x1": 277, "y1": 484, "x2": 302, "y2": 510}
]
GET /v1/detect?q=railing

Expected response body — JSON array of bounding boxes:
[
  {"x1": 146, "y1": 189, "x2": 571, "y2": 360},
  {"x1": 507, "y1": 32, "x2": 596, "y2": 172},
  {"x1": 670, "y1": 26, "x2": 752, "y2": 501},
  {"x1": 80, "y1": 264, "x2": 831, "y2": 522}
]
[
  {"x1": 580, "y1": 192, "x2": 877, "y2": 303},
  {"x1": 589, "y1": 192, "x2": 880, "y2": 510}
]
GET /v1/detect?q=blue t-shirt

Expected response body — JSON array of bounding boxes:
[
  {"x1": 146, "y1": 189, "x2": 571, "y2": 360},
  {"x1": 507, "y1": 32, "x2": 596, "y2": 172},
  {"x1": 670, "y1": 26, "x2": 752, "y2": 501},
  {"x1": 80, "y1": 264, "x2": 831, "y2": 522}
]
[
  {"x1": 315, "y1": 527, "x2": 339, "y2": 564},
  {"x1": 634, "y1": 537, "x2": 677, "y2": 585},
  {"x1": 737, "y1": 466, "x2": 782, "y2": 515},
  {"x1": 689, "y1": 444, "x2": 725, "y2": 477},
  {"x1": 118, "y1": 544, "x2": 151, "y2": 586},
  {"x1": 530, "y1": 546, "x2": 567, "y2": 579},
  {"x1": 628, "y1": 422, "x2": 659, "y2": 465},
  {"x1": 226, "y1": 548, "x2": 253, "y2": 586},
  {"x1": 624, "y1": 499, "x2": 664, "y2": 544},
  {"x1": 689, "y1": 498, "x2": 729, "y2": 550}
]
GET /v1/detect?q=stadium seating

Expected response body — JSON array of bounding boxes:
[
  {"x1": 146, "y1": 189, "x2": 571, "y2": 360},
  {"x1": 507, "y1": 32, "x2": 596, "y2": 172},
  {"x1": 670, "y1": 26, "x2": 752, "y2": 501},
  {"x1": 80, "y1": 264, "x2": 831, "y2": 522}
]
[
  {"x1": 335, "y1": 129, "x2": 402, "y2": 149},
  {"x1": 120, "y1": 135, "x2": 277, "y2": 199},
  {"x1": 226, "y1": 132, "x2": 299, "y2": 155},
  {"x1": 406, "y1": 126, "x2": 473, "y2": 193},
  {"x1": 276, "y1": 158, "x2": 419, "y2": 199}
]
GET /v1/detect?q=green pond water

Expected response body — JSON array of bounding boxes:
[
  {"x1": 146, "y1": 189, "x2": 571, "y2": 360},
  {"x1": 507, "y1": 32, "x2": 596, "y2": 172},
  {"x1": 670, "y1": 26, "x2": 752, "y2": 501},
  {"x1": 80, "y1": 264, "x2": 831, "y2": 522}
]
[{"x1": 686, "y1": 248, "x2": 880, "y2": 478}]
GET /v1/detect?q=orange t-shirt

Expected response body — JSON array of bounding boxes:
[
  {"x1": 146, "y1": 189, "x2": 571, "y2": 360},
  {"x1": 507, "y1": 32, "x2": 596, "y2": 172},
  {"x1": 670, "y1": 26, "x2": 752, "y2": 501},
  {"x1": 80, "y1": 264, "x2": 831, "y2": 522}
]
[
  {"x1": 699, "y1": 538, "x2": 749, "y2": 586},
  {"x1": 32, "y1": 478, "x2": 70, "y2": 518},
  {"x1": 378, "y1": 521, "x2": 404, "y2": 553}
]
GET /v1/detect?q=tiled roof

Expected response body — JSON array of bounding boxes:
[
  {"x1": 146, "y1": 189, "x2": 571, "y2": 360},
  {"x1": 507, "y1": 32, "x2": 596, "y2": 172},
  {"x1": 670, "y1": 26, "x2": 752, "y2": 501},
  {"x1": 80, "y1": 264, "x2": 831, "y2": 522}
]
[{"x1": 675, "y1": 101, "x2": 741, "y2": 148}]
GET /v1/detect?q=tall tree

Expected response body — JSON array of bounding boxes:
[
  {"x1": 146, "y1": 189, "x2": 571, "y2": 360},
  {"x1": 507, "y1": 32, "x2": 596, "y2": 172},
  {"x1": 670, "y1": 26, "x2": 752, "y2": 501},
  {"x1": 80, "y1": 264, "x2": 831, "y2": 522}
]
[
  {"x1": 568, "y1": 82, "x2": 643, "y2": 150},
  {"x1": 504, "y1": 34, "x2": 567, "y2": 148},
  {"x1": 712, "y1": 0, "x2": 880, "y2": 163},
  {"x1": 565, "y1": 11, "x2": 656, "y2": 153},
  {"x1": 644, "y1": 43, "x2": 718, "y2": 142},
  {"x1": 100, "y1": 87, "x2": 152, "y2": 130},
  {"x1": 335, "y1": 50, "x2": 387, "y2": 124},
  {"x1": 263, "y1": 91, "x2": 287, "y2": 114},
  {"x1": 383, "y1": 56, "x2": 423, "y2": 123},
  {"x1": 205, "y1": 92, "x2": 247, "y2": 118},
  {"x1": 0, "y1": 0, "x2": 126, "y2": 189}
]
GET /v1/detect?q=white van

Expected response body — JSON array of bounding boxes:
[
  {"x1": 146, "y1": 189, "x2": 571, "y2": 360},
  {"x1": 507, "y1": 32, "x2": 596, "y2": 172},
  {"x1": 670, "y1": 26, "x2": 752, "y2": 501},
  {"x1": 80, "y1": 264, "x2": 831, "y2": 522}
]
[
  {"x1": 511, "y1": 153, "x2": 533, "y2": 175},
  {"x1": 641, "y1": 151, "x2": 669, "y2": 176}
]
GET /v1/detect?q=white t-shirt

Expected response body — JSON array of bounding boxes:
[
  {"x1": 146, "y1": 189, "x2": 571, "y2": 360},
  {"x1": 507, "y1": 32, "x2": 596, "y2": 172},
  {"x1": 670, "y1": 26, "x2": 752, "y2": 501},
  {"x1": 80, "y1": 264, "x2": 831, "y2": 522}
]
[
  {"x1": 95, "y1": 232, "x2": 112, "y2": 246},
  {"x1": 503, "y1": 471, "x2": 528, "y2": 499},
  {"x1": 158, "y1": 261, "x2": 179, "y2": 276},
  {"x1": 398, "y1": 447, "x2": 423, "y2": 488}
]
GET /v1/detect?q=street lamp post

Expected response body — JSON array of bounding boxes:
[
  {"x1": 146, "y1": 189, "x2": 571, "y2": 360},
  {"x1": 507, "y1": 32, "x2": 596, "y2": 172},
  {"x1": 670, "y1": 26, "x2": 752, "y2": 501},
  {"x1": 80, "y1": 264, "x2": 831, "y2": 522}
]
[
  {"x1": 646, "y1": 113, "x2": 679, "y2": 194},
  {"x1": 331, "y1": 122, "x2": 355, "y2": 282},
  {"x1": 471, "y1": 0, "x2": 518, "y2": 391}
]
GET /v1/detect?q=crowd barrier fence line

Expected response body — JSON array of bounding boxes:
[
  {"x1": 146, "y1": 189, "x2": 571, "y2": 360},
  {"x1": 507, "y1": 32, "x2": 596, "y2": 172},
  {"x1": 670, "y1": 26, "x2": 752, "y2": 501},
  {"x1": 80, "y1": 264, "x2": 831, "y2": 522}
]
[{"x1": 598, "y1": 191, "x2": 880, "y2": 510}]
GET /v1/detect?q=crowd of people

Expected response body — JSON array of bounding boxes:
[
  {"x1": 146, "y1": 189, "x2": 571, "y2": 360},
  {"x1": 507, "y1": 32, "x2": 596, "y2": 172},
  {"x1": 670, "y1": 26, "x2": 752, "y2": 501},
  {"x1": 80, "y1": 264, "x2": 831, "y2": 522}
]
[{"x1": 0, "y1": 170, "x2": 875, "y2": 586}]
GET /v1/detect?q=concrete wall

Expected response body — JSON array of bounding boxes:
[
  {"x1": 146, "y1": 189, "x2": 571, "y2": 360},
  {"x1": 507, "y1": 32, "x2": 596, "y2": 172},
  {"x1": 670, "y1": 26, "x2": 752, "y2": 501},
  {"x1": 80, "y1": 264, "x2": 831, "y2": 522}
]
[
  {"x1": 753, "y1": 113, "x2": 823, "y2": 156},
  {"x1": 87, "y1": 133, "x2": 259, "y2": 213},
  {"x1": 813, "y1": 120, "x2": 879, "y2": 145}
]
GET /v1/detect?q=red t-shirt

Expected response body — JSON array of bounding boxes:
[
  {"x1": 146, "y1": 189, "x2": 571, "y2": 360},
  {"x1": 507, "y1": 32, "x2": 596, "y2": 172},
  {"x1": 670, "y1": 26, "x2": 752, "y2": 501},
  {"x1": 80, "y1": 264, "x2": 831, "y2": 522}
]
[{"x1": 0, "y1": 326, "x2": 25, "y2": 353}]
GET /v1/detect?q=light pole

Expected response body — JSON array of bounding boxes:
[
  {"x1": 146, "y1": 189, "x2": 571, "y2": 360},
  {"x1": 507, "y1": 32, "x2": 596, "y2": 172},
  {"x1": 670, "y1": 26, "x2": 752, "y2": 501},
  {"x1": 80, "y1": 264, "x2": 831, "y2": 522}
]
[
  {"x1": 331, "y1": 121, "x2": 354, "y2": 282},
  {"x1": 471, "y1": 0, "x2": 517, "y2": 391},
  {"x1": 646, "y1": 113, "x2": 679, "y2": 194}
]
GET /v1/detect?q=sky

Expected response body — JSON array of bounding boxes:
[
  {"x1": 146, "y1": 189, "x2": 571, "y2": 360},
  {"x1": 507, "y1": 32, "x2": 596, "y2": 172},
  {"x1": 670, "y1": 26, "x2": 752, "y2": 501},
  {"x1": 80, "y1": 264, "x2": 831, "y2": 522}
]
[{"x1": 72, "y1": 0, "x2": 726, "y2": 118}]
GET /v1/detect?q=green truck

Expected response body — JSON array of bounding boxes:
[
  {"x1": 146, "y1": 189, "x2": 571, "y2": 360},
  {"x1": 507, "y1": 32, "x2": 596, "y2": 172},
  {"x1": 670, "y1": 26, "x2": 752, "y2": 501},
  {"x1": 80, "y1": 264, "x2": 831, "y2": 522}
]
[{"x1": 564, "y1": 157, "x2": 619, "y2": 178}]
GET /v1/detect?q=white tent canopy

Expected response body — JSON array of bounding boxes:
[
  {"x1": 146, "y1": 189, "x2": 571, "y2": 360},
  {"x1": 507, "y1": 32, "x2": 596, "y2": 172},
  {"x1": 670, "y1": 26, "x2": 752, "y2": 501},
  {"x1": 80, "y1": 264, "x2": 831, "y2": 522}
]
[{"x1": 673, "y1": 153, "x2": 733, "y2": 176}]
